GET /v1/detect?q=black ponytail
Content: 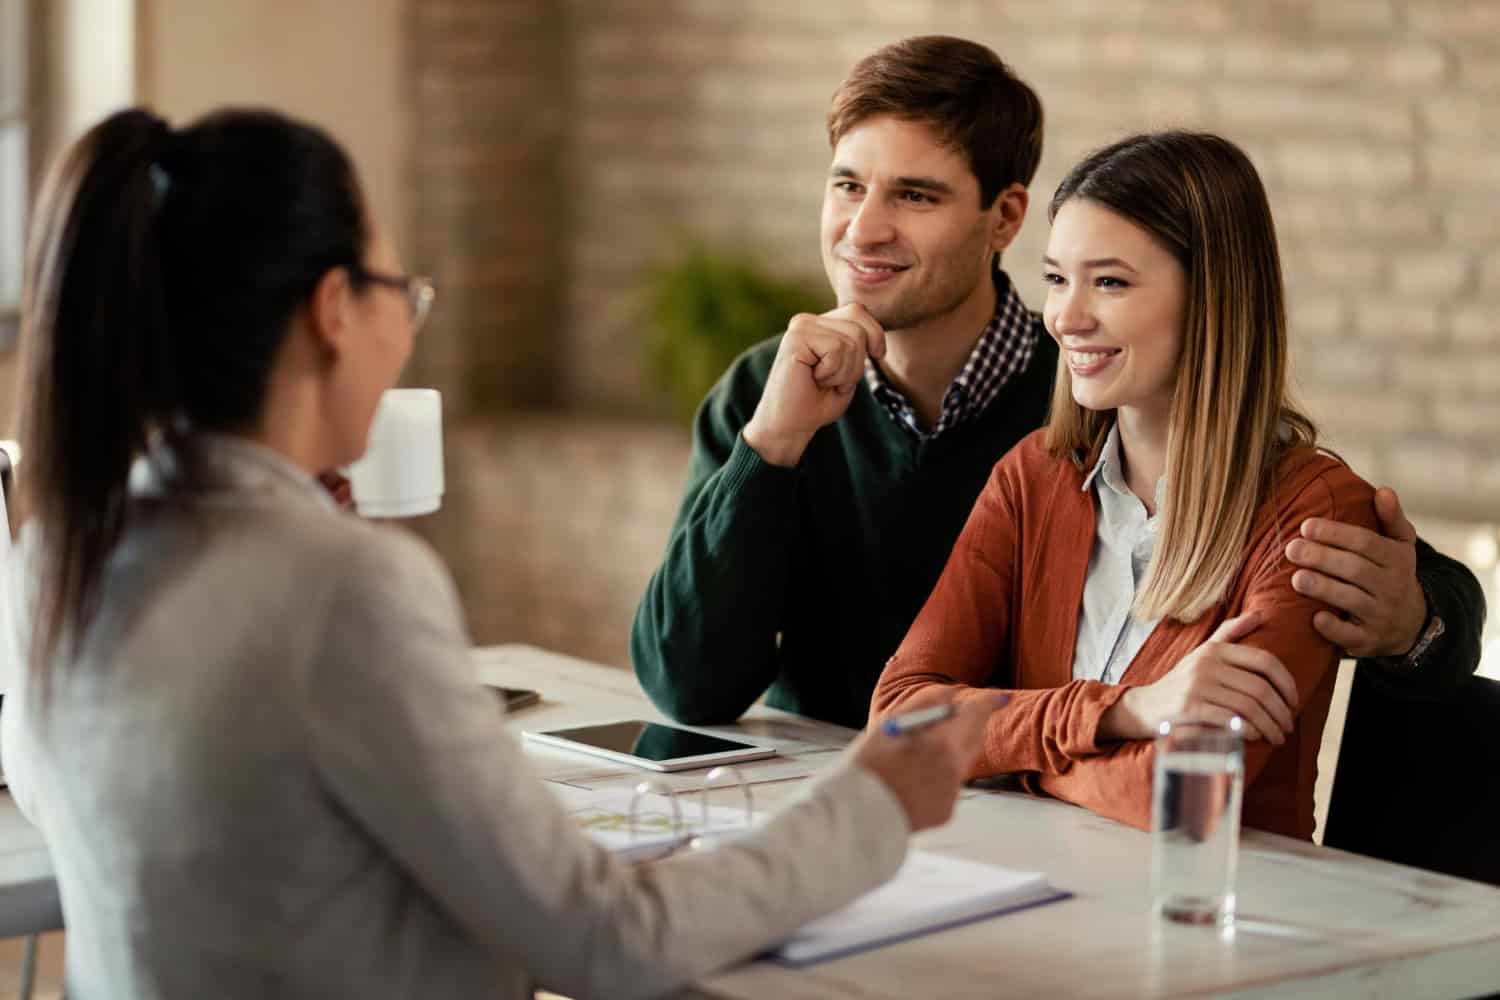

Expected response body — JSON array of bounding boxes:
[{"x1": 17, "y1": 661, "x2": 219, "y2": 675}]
[{"x1": 15, "y1": 107, "x2": 368, "y2": 684}]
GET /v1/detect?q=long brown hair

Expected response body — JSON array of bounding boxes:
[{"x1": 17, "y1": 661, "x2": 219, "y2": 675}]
[
  {"x1": 15, "y1": 108, "x2": 368, "y2": 688},
  {"x1": 1044, "y1": 131, "x2": 1316, "y2": 623}
]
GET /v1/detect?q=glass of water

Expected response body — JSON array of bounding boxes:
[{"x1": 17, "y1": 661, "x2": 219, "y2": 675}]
[{"x1": 1151, "y1": 717, "x2": 1244, "y2": 927}]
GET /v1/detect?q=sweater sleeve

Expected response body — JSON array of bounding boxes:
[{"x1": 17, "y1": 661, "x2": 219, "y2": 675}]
[
  {"x1": 631, "y1": 343, "x2": 804, "y2": 724},
  {"x1": 306, "y1": 527, "x2": 908, "y2": 1000},
  {"x1": 1355, "y1": 535, "x2": 1487, "y2": 695},
  {"x1": 1036, "y1": 466, "x2": 1379, "y2": 832},
  {"x1": 871, "y1": 451, "x2": 1129, "y2": 776}
]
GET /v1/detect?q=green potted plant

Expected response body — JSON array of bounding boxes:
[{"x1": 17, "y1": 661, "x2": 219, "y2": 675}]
[{"x1": 640, "y1": 243, "x2": 829, "y2": 423}]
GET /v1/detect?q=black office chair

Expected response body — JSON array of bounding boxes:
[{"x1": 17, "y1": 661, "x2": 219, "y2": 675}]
[
  {"x1": 0, "y1": 441, "x2": 15, "y2": 527},
  {"x1": 1324, "y1": 665, "x2": 1500, "y2": 888}
]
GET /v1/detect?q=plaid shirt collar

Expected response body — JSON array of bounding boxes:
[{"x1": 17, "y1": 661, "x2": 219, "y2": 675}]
[{"x1": 863, "y1": 271, "x2": 1040, "y2": 440}]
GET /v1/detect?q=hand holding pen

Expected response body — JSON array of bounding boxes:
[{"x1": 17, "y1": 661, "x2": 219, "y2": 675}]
[
  {"x1": 853, "y1": 691, "x2": 1011, "y2": 833},
  {"x1": 880, "y1": 702, "x2": 959, "y2": 737}
]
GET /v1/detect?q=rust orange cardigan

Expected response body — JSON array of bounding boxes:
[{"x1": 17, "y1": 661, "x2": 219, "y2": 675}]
[{"x1": 872, "y1": 429, "x2": 1377, "y2": 840}]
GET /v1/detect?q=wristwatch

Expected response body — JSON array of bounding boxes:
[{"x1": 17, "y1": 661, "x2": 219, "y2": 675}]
[{"x1": 1399, "y1": 581, "x2": 1445, "y2": 670}]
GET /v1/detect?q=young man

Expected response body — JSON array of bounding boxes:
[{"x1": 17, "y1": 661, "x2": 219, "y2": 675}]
[{"x1": 632, "y1": 36, "x2": 1485, "y2": 730}]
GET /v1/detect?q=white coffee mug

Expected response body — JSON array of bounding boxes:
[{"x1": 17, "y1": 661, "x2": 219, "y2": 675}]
[{"x1": 346, "y1": 388, "x2": 444, "y2": 518}]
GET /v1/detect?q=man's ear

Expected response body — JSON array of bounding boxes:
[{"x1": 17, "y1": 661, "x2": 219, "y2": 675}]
[
  {"x1": 989, "y1": 183, "x2": 1030, "y2": 253},
  {"x1": 305, "y1": 267, "x2": 354, "y2": 357}
]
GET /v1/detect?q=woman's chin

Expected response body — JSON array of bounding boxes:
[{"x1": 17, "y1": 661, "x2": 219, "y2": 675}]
[{"x1": 1071, "y1": 390, "x2": 1115, "y2": 413}]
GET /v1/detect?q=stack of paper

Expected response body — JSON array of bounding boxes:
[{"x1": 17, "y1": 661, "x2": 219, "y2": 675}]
[{"x1": 771, "y1": 851, "x2": 1068, "y2": 966}]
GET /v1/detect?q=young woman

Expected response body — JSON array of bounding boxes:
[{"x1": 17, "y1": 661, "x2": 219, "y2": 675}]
[
  {"x1": 0, "y1": 108, "x2": 999, "y2": 999},
  {"x1": 872, "y1": 131, "x2": 1378, "y2": 840}
]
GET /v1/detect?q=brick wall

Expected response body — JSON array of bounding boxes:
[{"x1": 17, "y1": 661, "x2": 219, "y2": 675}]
[
  {"x1": 555, "y1": 0, "x2": 1500, "y2": 521},
  {"x1": 405, "y1": 0, "x2": 570, "y2": 417},
  {"x1": 419, "y1": 416, "x2": 689, "y2": 666},
  {"x1": 409, "y1": 0, "x2": 1500, "y2": 664}
]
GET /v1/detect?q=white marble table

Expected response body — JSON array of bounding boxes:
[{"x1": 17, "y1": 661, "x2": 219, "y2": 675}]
[
  {"x1": 479, "y1": 644, "x2": 1500, "y2": 1000},
  {"x1": 3, "y1": 644, "x2": 1499, "y2": 999}
]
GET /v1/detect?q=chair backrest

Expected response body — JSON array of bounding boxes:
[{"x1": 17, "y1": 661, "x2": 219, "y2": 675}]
[
  {"x1": 1, "y1": 442, "x2": 13, "y2": 693},
  {"x1": 1324, "y1": 666, "x2": 1500, "y2": 887},
  {"x1": 0, "y1": 440, "x2": 13, "y2": 530},
  {"x1": 0, "y1": 440, "x2": 16, "y2": 536}
]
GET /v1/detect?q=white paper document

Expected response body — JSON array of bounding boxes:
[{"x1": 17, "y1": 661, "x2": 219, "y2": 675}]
[{"x1": 771, "y1": 850, "x2": 1069, "y2": 966}]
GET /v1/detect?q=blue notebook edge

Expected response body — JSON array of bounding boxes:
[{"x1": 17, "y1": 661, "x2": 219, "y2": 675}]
[{"x1": 767, "y1": 887, "x2": 1074, "y2": 969}]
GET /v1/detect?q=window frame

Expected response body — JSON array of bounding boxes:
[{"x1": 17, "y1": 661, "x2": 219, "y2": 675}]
[{"x1": 0, "y1": 0, "x2": 37, "y2": 351}]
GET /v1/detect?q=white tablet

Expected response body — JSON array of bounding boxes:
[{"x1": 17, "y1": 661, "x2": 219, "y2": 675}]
[{"x1": 523, "y1": 719, "x2": 778, "y2": 772}]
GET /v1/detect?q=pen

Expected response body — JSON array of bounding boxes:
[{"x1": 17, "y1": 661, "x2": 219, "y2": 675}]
[{"x1": 880, "y1": 703, "x2": 958, "y2": 737}]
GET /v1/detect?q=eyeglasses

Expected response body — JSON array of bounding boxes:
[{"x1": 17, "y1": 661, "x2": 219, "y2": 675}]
[{"x1": 355, "y1": 269, "x2": 436, "y2": 334}]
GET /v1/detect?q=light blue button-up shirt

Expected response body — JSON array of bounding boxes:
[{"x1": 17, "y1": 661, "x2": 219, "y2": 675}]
[{"x1": 1072, "y1": 423, "x2": 1164, "y2": 685}]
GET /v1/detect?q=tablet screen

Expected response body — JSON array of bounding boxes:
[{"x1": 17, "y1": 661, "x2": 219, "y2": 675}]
[{"x1": 541, "y1": 721, "x2": 757, "y2": 761}]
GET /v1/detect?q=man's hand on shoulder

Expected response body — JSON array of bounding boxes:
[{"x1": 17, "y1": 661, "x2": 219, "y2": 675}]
[
  {"x1": 1285, "y1": 487, "x2": 1429, "y2": 659},
  {"x1": 742, "y1": 304, "x2": 886, "y2": 468}
]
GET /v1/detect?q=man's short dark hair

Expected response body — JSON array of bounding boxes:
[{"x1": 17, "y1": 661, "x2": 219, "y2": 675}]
[{"x1": 827, "y1": 36, "x2": 1045, "y2": 208}]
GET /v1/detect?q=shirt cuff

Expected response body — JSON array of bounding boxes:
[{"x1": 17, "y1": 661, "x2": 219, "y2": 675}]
[
  {"x1": 1075, "y1": 681, "x2": 1136, "y2": 756},
  {"x1": 723, "y1": 431, "x2": 800, "y2": 497}
]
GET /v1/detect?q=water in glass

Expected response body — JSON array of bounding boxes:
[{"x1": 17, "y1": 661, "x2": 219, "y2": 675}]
[{"x1": 1151, "y1": 718, "x2": 1244, "y2": 927}]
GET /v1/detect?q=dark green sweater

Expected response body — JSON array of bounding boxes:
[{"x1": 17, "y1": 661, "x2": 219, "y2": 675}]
[
  {"x1": 632, "y1": 327, "x2": 1060, "y2": 729},
  {"x1": 633, "y1": 324, "x2": 1486, "y2": 728}
]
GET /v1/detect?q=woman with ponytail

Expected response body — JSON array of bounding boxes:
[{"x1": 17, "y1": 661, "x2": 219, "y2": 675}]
[
  {"x1": 873, "y1": 131, "x2": 1380, "y2": 840},
  {"x1": 1, "y1": 108, "x2": 997, "y2": 999}
]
